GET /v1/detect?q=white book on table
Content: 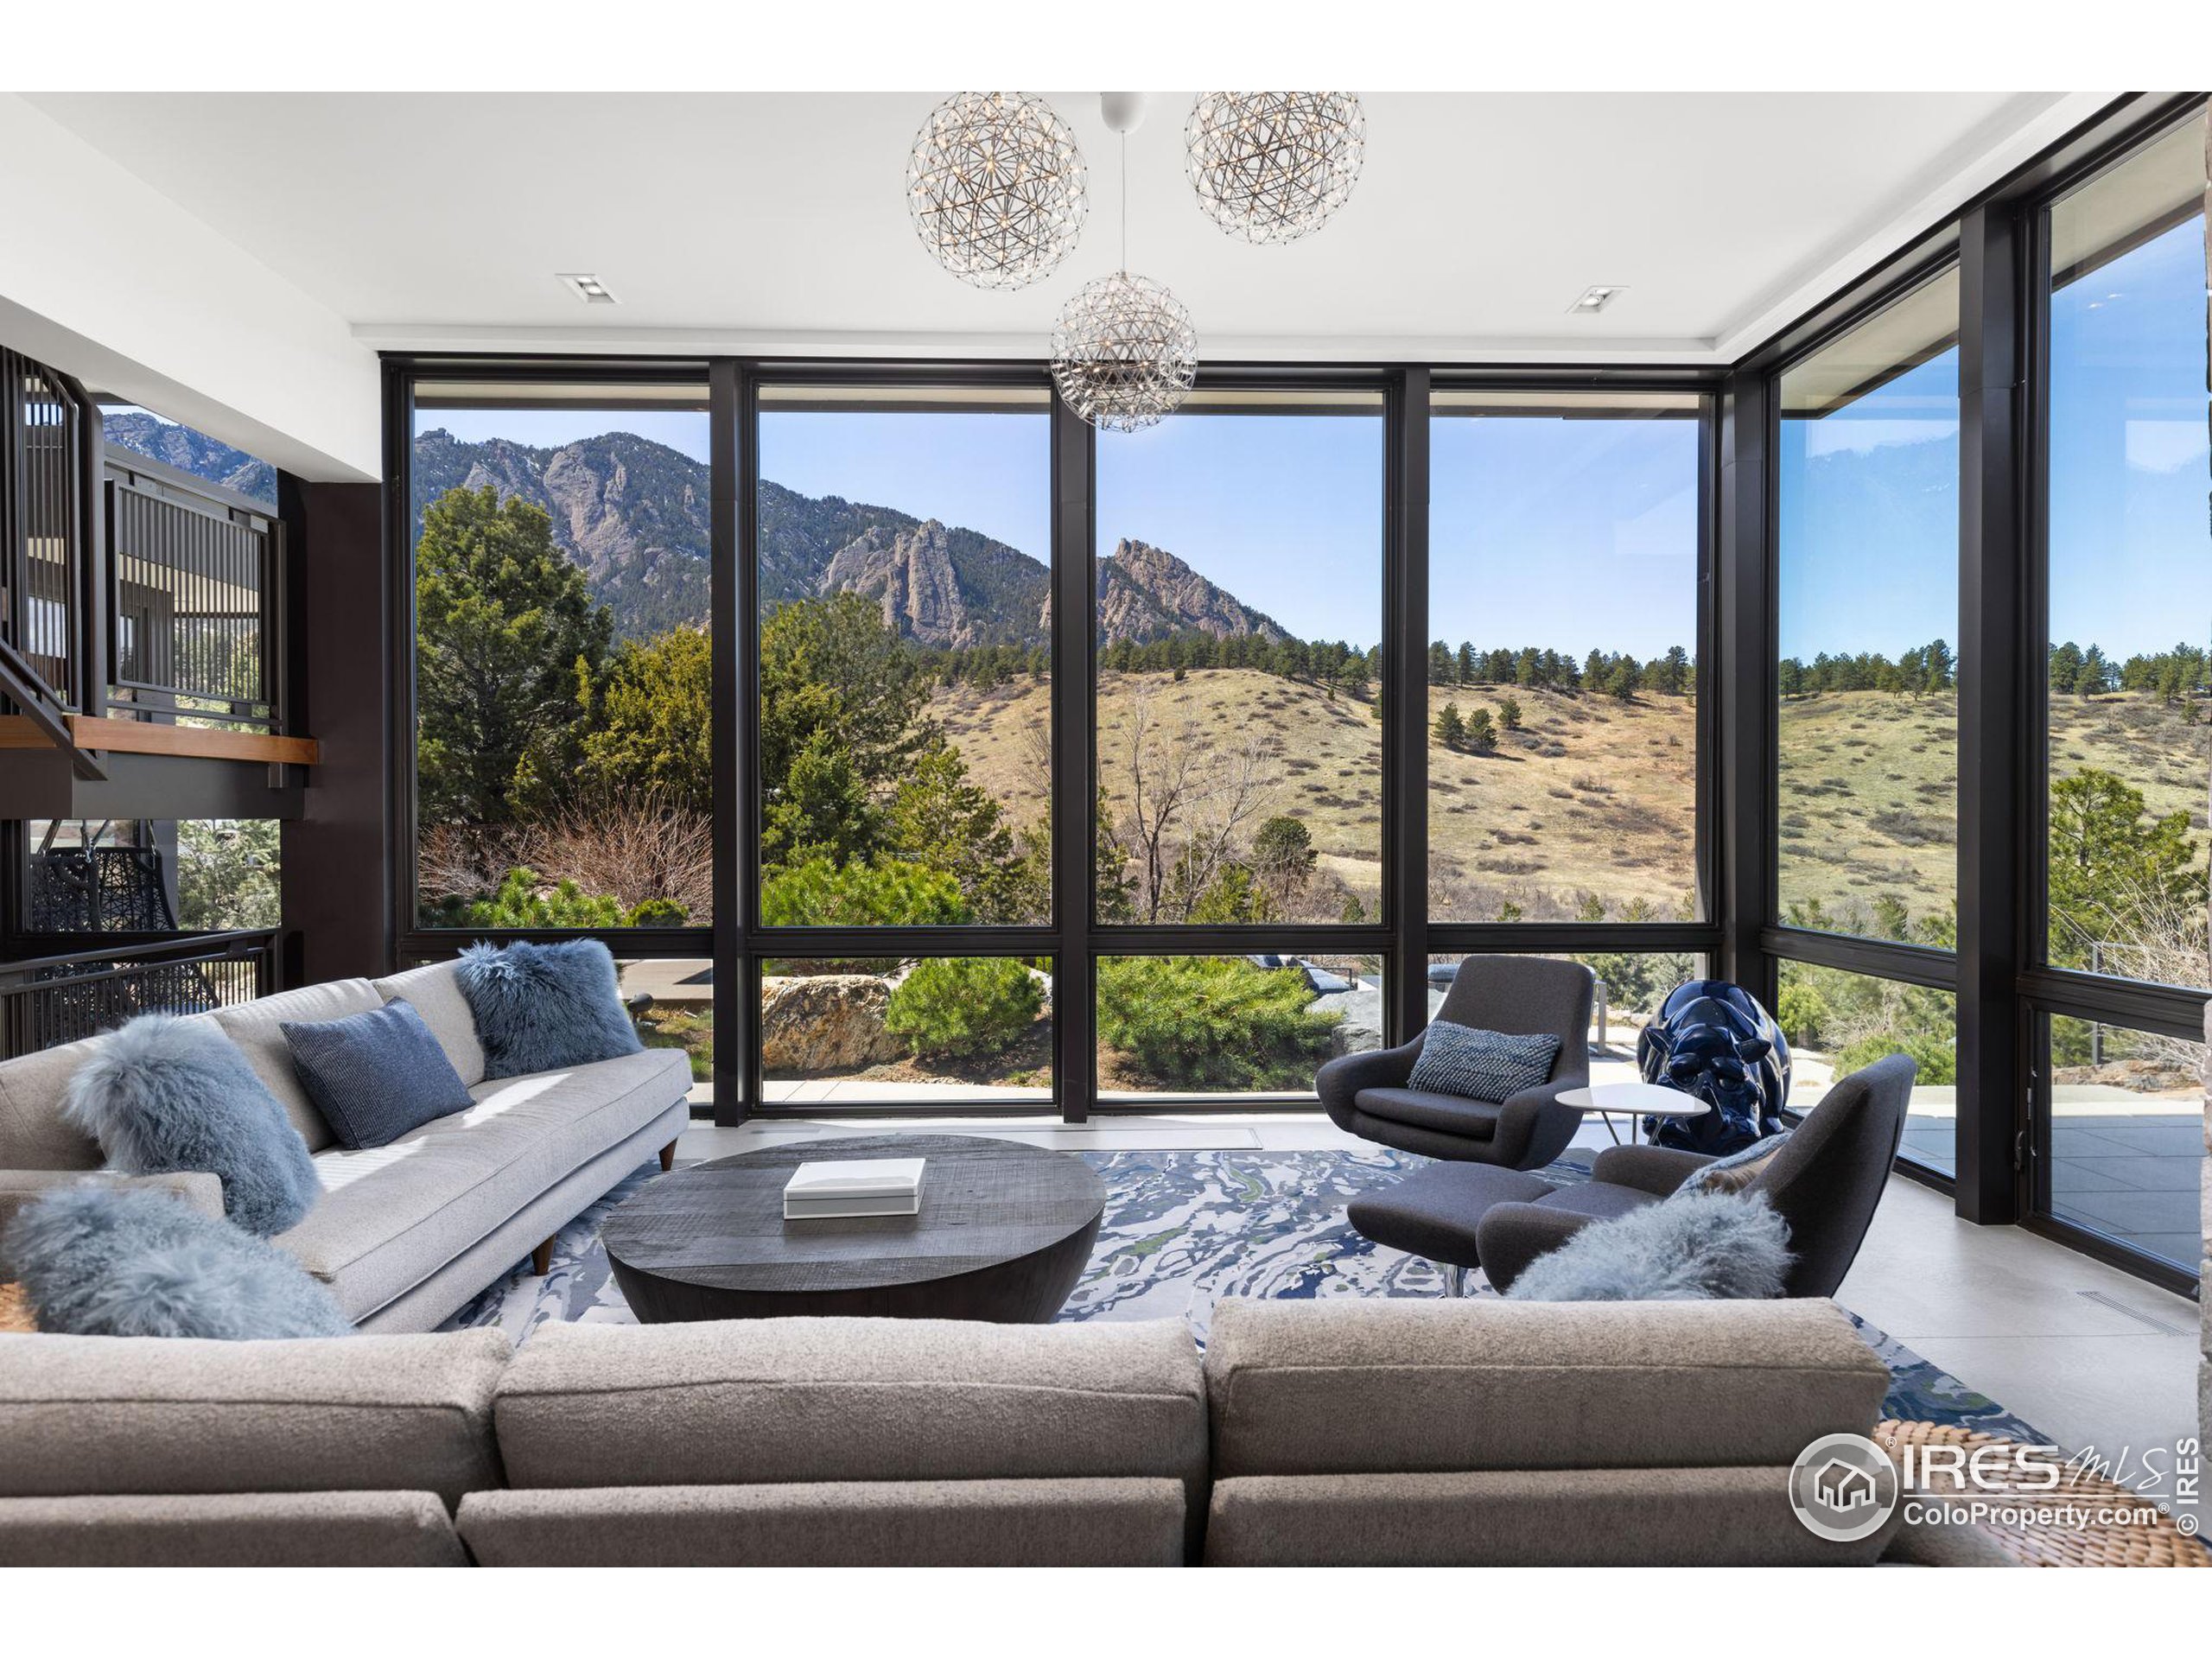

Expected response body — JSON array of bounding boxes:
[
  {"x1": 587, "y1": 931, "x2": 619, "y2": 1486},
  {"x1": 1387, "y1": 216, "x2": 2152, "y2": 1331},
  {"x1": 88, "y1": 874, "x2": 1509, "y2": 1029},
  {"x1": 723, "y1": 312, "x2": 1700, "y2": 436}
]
[{"x1": 783, "y1": 1157, "x2": 926, "y2": 1219}]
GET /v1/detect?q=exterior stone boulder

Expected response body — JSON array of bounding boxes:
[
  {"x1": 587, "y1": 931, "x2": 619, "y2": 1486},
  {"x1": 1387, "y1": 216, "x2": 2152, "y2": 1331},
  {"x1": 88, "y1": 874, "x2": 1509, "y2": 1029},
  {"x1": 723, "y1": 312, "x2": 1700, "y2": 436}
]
[{"x1": 760, "y1": 973, "x2": 900, "y2": 1072}]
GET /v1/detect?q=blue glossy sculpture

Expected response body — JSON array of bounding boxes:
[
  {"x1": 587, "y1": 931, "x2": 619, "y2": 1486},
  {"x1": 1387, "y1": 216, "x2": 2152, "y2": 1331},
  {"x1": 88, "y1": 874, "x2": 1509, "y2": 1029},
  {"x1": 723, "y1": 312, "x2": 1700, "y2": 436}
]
[{"x1": 1635, "y1": 979, "x2": 1791, "y2": 1155}]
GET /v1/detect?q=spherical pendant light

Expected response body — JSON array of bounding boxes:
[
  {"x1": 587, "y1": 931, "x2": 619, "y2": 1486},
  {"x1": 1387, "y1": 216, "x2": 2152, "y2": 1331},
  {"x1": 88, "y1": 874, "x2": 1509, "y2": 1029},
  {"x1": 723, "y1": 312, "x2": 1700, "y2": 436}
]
[
  {"x1": 1051, "y1": 270, "x2": 1198, "y2": 434},
  {"x1": 1185, "y1": 92, "x2": 1366, "y2": 245},
  {"x1": 906, "y1": 92, "x2": 1088, "y2": 289}
]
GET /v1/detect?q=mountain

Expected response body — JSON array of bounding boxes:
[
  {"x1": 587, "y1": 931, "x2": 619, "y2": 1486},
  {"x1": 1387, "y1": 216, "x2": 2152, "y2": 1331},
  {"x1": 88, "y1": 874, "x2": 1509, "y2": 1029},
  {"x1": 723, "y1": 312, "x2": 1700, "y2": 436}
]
[
  {"x1": 409, "y1": 430, "x2": 1294, "y2": 652},
  {"x1": 108, "y1": 416, "x2": 1296, "y2": 652},
  {"x1": 100, "y1": 411, "x2": 277, "y2": 506},
  {"x1": 1096, "y1": 538, "x2": 1290, "y2": 645},
  {"x1": 413, "y1": 429, "x2": 712, "y2": 639}
]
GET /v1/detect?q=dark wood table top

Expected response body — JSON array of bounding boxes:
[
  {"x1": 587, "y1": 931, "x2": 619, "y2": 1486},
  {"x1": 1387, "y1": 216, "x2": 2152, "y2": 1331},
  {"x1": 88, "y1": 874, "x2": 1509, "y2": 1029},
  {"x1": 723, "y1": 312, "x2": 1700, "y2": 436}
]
[{"x1": 601, "y1": 1134, "x2": 1107, "y2": 1296}]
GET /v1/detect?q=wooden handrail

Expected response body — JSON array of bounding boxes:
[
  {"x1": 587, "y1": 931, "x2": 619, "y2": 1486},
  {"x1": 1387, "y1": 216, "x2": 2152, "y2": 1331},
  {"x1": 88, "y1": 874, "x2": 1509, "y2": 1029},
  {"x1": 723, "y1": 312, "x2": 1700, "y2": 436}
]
[{"x1": 0, "y1": 714, "x2": 319, "y2": 766}]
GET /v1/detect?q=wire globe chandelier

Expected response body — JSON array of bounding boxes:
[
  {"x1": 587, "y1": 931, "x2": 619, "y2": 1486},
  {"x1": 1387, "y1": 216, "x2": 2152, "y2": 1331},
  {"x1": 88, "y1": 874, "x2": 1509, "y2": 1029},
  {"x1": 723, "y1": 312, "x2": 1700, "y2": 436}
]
[
  {"x1": 1185, "y1": 92, "x2": 1366, "y2": 245},
  {"x1": 906, "y1": 92, "x2": 1088, "y2": 289},
  {"x1": 1051, "y1": 93, "x2": 1198, "y2": 434}
]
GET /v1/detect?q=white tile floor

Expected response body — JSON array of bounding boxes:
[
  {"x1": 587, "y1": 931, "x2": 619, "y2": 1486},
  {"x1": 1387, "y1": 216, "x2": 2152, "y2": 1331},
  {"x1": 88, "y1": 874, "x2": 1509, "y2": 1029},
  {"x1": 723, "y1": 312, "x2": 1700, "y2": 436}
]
[{"x1": 675, "y1": 1107, "x2": 2206, "y2": 1497}]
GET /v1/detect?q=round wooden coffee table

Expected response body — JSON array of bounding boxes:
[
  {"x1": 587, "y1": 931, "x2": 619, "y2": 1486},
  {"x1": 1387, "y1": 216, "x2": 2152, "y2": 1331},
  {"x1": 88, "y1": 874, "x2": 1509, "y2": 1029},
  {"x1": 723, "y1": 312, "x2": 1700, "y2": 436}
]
[{"x1": 602, "y1": 1134, "x2": 1106, "y2": 1325}]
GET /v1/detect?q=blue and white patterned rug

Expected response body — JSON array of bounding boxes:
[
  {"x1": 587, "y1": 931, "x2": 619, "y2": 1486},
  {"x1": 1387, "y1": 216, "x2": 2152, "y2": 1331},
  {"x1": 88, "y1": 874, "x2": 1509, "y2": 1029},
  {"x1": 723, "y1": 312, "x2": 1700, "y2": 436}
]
[{"x1": 443, "y1": 1148, "x2": 2045, "y2": 1443}]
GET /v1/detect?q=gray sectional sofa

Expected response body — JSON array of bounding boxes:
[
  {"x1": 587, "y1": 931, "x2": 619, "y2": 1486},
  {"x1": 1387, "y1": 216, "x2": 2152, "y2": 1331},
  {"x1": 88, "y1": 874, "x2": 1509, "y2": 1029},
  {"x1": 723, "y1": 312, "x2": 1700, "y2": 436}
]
[
  {"x1": 0, "y1": 962, "x2": 694, "y2": 1332},
  {"x1": 0, "y1": 1297, "x2": 1904, "y2": 1567}
]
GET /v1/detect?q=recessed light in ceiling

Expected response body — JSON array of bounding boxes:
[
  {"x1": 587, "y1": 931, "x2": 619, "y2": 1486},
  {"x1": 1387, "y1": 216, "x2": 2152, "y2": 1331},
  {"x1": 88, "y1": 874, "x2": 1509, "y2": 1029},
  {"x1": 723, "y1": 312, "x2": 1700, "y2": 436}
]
[
  {"x1": 558, "y1": 273, "x2": 618, "y2": 304},
  {"x1": 1568, "y1": 284, "x2": 1625, "y2": 315}
]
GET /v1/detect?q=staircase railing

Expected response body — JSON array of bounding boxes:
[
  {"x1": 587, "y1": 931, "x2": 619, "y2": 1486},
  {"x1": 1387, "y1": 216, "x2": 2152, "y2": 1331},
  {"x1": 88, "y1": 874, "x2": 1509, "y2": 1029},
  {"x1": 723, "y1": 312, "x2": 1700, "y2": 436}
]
[{"x1": 0, "y1": 929, "x2": 278, "y2": 1058}]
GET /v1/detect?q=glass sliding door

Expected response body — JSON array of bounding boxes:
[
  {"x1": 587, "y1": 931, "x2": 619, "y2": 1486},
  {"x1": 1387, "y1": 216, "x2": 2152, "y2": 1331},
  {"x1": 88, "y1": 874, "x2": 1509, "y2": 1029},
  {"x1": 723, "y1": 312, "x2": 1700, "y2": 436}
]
[
  {"x1": 2042, "y1": 112, "x2": 2211, "y2": 993},
  {"x1": 2027, "y1": 105, "x2": 2209, "y2": 1284}
]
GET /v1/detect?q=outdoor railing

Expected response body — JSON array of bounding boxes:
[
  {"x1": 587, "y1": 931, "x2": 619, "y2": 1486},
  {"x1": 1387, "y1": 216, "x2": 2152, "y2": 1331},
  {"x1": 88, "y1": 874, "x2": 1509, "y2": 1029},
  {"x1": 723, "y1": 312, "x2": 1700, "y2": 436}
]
[
  {"x1": 0, "y1": 930, "x2": 278, "y2": 1058},
  {"x1": 106, "y1": 455, "x2": 282, "y2": 728}
]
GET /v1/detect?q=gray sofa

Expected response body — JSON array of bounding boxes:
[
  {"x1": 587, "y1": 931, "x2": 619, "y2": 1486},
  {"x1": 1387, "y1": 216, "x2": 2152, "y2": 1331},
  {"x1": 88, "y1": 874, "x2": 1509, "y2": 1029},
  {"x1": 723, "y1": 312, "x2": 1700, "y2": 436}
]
[
  {"x1": 0, "y1": 962, "x2": 693, "y2": 1332},
  {"x1": 0, "y1": 1297, "x2": 1902, "y2": 1567}
]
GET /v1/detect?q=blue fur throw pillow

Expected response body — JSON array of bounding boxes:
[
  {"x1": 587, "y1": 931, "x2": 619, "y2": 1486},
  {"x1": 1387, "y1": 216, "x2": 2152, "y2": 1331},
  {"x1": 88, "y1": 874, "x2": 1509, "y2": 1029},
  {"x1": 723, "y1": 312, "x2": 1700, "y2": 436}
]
[
  {"x1": 61, "y1": 1015, "x2": 320, "y2": 1236},
  {"x1": 3, "y1": 1185, "x2": 352, "y2": 1338},
  {"x1": 1505, "y1": 1189, "x2": 1795, "y2": 1302},
  {"x1": 454, "y1": 939, "x2": 644, "y2": 1080}
]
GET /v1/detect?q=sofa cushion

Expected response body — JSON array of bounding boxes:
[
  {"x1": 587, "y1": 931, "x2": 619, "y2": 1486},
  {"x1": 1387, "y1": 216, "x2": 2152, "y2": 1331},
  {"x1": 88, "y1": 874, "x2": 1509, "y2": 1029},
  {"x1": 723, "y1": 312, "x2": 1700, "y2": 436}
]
[
  {"x1": 492, "y1": 1316, "x2": 1207, "y2": 1491},
  {"x1": 209, "y1": 978, "x2": 385, "y2": 1154},
  {"x1": 373, "y1": 962, "x2": 487, "y2": 1088},
  {"x1": 0, "y1": 1329, "x2": 509, "y2": 1505},
  {"x1": 1353, "y1": 1086, "x2": 1500, "y2": 1139},
  {"x1": 456, "y1": 1478, "x2": 1187, "y2": 1568},
  {"x1": 282, "y1": 999, "x2": 474, "y2": 1149},
  {"x1": 278, "y1": 1046, "x2": 691, "y2": 1320},
  {"x1": 1205, "y1": 1466, "x2": 1896, "y2": 1567},
  {"x1": 0, "y1": 1491, "x2": 468, "y2": 1567},
  {"x1": 1203, "y1": 1297, "x2": 1890, "y2": 1478},
  {"x1": 0, "y1": 1037, "x2": 110, "y2": 1170}
]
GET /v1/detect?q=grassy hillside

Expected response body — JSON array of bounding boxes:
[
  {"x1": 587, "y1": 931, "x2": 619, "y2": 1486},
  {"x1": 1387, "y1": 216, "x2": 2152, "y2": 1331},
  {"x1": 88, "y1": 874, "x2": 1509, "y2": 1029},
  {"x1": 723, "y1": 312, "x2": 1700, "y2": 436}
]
[
  {"x1": 936, "y1": 671, "x2": 2207, "y2": 930},
  {"x1": 934, "y1": 669, "x2": 1700, "y2": 921},
  {"x1": 1778, "y1": 689, "x2": 2208, "y2": 925}
]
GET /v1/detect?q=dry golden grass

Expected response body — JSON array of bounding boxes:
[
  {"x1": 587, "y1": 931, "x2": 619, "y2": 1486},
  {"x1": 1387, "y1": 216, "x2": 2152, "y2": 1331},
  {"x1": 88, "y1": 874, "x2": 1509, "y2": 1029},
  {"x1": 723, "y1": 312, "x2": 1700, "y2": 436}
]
[
  {"x1": 936, "y1": 671, "x2": 2209, "y2": 931},
  {"x1": 934, "y1": 669, "x2": 1700, "y2": 920},
  {"x1": 1777, "y1": 688, "x2": 2209, "y2": 925}
]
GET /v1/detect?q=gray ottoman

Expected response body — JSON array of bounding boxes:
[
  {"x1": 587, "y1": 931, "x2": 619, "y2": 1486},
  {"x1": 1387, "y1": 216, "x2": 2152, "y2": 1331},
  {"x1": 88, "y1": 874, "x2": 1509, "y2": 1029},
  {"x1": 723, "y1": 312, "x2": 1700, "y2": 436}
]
[{"x1": 1348, "y1": 1161, "x2": 1662, "y2": 1287}]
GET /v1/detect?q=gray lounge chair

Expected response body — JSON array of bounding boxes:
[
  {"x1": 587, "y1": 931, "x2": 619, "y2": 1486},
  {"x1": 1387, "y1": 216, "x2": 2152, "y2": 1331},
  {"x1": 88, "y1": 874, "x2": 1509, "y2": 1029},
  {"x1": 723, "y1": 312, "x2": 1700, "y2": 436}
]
[
  {"x1": 1317, "y1": 956, "x2": 1592, "y2": 1170},
  {"x1": 1347, "y1": 1052, "x2": 1916, "y2": 1296}
]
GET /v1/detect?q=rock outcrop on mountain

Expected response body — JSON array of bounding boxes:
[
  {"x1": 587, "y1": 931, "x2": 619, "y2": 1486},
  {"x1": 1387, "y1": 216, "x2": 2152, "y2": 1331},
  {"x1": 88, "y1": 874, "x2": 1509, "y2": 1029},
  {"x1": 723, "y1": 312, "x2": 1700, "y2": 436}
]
[
  {"x1": 114, "y1": 417, "x2": 1301, "y2": 654},
  {"x1": 99, "y1": 411, "x2": 278, "y2": 506},
  {"x1": 818, "y1": 518, "x2": 1052, "y2": 651},
  {"x1": 1095, "y1": 538, "x2": 1290, "y2": 645}
]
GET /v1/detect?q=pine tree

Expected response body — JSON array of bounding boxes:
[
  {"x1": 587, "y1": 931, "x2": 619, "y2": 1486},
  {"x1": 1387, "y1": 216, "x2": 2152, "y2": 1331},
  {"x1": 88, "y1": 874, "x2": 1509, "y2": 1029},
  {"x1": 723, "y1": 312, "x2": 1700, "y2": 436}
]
[
  {"x1": 1497, "y1": 695, "x2": 1522, "y2": 731},
  {"x1": 415, "y1": 485, "x2": 612, "y2": 826},
  {"x1": 1465, "y1": 706, "x2": 1497, "y2": 753},
  {"x1": 1433, "y1": 701, "x2": 1467, "y2": 748}
]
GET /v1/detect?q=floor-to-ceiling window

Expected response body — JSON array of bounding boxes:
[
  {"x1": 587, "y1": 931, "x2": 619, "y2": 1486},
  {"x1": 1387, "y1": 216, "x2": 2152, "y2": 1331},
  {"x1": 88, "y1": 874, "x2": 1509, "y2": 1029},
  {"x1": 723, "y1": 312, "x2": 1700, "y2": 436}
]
[
  {"x1": 1773, "y1": 271, "x2": 1963, "y2": 1174},
  {"x1": 1094, "y1": 387, "x2": 1387, "y2": 1102},
  {"x1": 404, "y1": 378, "x2": 715, "y2": 1092},
  {"x1": 2031, "y1": 106, "x2": 2209, "y2": 1276},
  {"x1": 1428, "y1": 388, "x2": 1710, "y2": 1046},
  {"x1": 753, "y1": 383, "x2": 1055, "y2": 1107}
]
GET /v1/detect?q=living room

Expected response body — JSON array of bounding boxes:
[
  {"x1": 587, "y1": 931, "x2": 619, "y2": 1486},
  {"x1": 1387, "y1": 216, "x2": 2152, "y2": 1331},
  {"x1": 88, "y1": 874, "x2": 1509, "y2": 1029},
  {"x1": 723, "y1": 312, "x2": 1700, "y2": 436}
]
[{"x1": 1, "y1": 5, "x2": 2208, "y2": 1625}]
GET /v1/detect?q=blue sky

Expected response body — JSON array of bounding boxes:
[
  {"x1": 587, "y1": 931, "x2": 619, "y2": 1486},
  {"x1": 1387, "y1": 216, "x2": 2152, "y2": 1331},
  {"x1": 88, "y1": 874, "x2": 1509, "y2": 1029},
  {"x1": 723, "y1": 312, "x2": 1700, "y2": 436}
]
[
  {"x1": 417, "y1": 212, "x2": 2208, "y2": 664},
  {"x1": 1430, "y1": 415, "x2": 1699, "y2": 659},
  {"x1": 1778, "y1": 215, "x2": 2210, "y2": 663}
]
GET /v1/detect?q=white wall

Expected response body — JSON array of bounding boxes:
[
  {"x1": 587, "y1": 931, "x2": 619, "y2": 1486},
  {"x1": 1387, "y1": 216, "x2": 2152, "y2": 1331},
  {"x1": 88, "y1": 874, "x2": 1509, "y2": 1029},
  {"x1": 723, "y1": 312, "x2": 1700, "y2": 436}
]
[{"x1": 0, "y1": 93, "x2": 379, "y2": 482}]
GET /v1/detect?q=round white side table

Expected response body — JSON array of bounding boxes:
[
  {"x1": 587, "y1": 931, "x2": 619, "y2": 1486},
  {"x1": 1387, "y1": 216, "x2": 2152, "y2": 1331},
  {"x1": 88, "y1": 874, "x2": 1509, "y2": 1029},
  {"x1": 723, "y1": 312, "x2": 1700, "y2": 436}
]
[{"x1": 1554, "y1": 1081, "x2": 1711, "y2": 1147}]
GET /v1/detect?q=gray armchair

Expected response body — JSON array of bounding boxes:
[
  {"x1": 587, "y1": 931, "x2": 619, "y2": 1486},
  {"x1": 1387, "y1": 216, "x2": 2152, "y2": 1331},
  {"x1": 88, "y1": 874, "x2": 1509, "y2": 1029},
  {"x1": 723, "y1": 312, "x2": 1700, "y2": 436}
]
[
  {"x1": 1317, "y1": 956, "x2": 1592, "y2": 1170},
  {"x1": 1350, "y1": 1053, "x2": 1917, "y2": 1297}
]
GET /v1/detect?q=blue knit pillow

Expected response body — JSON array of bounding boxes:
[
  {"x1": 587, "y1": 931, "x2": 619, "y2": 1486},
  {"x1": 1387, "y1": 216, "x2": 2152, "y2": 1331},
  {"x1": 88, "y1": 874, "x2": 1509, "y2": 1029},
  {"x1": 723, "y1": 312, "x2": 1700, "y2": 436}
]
[
  {"x1": 454, "y1": 939, "x2": 643, "y2": 1080},
  {"x1": 1407, "y1": 1020, "x2": 1560, "y2": 1102},
  {"x1": 3, "y1": 1184, "x2": 352, "y2": 1338},
  {"x1": 282, "y1": 999, "x2": 474, "y2": 1150},
  {"x1": 60, "y1": 1015, "x2": 320, "y2": 1236}
]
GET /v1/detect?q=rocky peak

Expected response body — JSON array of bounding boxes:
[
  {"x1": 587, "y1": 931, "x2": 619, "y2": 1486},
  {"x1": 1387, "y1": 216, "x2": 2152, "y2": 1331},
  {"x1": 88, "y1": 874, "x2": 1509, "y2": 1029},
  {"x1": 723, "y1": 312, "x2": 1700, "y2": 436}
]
[
  {"x1": 1096, "y1": 537, "x2": 1290, "y2": 645},
  {"x1": 820, "y1": 518, "x2": 996, "y2": 650}
]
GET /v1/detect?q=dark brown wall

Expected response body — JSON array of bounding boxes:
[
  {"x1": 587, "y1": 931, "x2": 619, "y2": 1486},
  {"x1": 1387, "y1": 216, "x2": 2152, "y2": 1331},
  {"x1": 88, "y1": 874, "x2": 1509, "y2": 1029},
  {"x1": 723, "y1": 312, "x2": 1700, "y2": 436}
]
[{"x1": 279, "y1": 478, "x2": 393, "y2": 984}]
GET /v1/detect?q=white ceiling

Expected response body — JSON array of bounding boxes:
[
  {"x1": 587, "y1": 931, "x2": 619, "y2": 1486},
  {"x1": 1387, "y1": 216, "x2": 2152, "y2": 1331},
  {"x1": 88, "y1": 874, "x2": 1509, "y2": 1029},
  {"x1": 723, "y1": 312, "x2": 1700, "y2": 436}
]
[{"x1": 28, "y1": 90, "x2": 2108, "y2": 365}]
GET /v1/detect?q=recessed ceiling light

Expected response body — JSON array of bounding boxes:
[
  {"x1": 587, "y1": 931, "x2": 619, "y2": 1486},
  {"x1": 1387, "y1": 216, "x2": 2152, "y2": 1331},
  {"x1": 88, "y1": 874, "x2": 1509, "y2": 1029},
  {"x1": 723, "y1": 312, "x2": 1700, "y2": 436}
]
[
  {"x1": 558, "y1": 273, "x2": 619, "y2": 304},
  {"x1": 1568, "y1": 284, "x2": 1625, "y2": 315}
]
